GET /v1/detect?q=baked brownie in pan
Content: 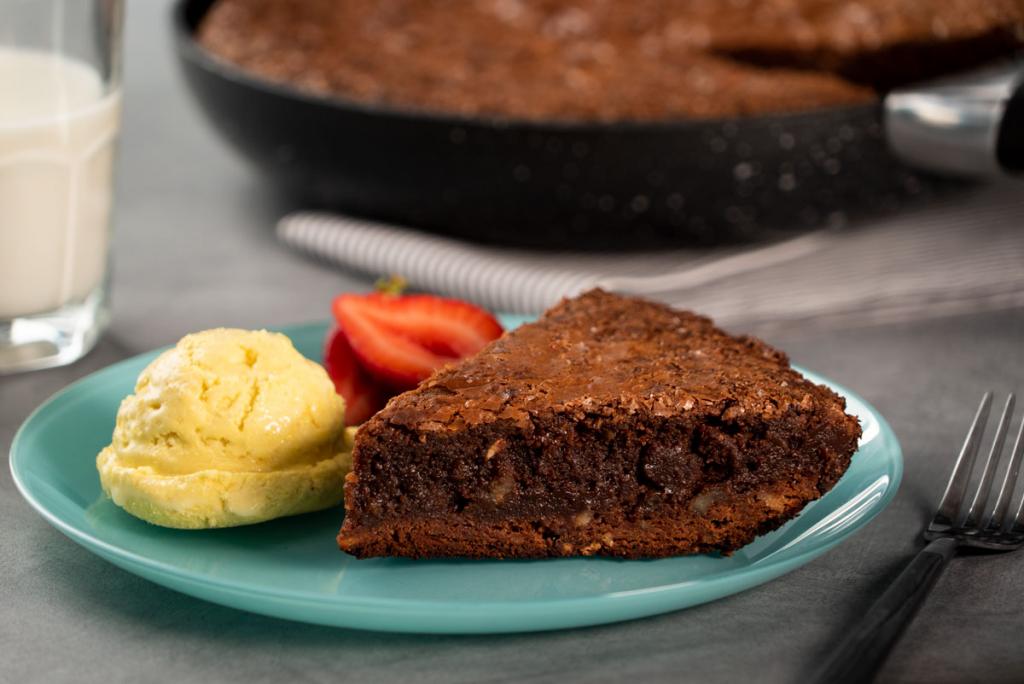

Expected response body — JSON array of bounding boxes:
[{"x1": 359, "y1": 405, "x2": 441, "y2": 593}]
[
  {"x1": 197, "y1": 0, "x2": 873, "y2": 121},
  {"x1": 701, "y1": 0, "x2": 1024, "y2": 90},
  {"x1": 198, "y1": 0, "x2": 1023, "y2": 122},
  {"x1": 337, "y1": 289, "x2": 861, "y2": 559}
]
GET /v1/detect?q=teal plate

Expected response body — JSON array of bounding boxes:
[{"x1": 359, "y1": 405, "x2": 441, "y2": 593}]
[{"x1": 10, "y1": 317, "x2": 902, "y2": 634}]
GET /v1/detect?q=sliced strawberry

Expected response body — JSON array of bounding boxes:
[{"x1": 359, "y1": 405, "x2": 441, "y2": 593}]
[
  {"x1": 334, "y1": 304, "x2": 448, "y2": 389},
  {"x1": 331, "y1": 292, "x2": 504, "y2": 390},
  {"x1": 322, "y1": 326, "x2": 385, "y2": 425},
  {"x1": 333, "y1": 293, "x2": 503, "y2": 358}
]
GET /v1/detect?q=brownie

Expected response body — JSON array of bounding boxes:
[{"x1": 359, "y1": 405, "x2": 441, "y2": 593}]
[
  {"x1": 197, "y1": 0, "x2": 1022, "y2": 122},
  {"x1": 337, "y1": 289, "x2": 861, "y2": 559},
  {"x1": 699, "y1": 0, "x2": 1024, "y2": 90},
  {"x1": 194, "y1": 0, "x2": 871, "y2": 122}
]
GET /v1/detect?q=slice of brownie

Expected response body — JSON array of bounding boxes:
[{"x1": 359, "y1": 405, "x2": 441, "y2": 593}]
[{"x1": 337, "y1": 289, "x2": 860, "y2": 559}]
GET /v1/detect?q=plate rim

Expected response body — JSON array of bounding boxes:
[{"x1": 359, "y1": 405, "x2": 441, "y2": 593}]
[{"x1": 9, "y1": 319, "x2": 902, "y2": 630}]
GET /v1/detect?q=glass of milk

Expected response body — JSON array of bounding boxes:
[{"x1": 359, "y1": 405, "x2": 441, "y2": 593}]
[{"x1": 0, "y1": 0, "x2": 123, "y2": 373}]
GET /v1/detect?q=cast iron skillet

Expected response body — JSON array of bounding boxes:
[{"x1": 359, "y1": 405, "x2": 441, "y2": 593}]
[{"x1": 173, "y1": 0, "x2": 958, "y2": 249}]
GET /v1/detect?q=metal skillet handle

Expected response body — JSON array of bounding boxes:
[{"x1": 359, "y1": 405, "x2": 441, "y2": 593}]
[{"x1": 885, "y1": 61, "x2": 1024, "y2": 177}]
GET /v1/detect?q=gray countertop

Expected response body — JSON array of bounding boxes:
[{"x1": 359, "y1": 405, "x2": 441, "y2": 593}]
[{"x1": 3, "y1": 3, "x2": 1023, "y2": 682}]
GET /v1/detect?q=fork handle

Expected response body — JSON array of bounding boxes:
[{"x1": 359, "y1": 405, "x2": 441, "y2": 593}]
[{"x1": 812, "y1": 537, "x2": 958, "y2": 683}]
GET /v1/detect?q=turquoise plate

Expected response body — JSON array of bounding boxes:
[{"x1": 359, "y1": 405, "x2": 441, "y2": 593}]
[{"x1": 10, "y1": 317, "x2": 901, "y2": 634}]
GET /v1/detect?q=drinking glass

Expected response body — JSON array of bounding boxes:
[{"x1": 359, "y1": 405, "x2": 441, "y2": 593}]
[{"x1": 0, "y1": 0, "x2": 123, "y2": 373}]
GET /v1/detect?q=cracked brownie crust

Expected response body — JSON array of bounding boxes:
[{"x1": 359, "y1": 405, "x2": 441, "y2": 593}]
[{"x1": 337, "y1": 289, "x2": 861, "y2": 559}]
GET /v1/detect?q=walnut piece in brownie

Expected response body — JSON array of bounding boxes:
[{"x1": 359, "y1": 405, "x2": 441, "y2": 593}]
[{"x1": 337, "y1": 289, "x2": 861, "y2": 559}]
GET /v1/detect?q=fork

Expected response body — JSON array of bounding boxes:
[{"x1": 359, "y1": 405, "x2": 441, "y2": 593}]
[{"x1": 814, "y1": 392, "x2": 1024, "y2": 683}]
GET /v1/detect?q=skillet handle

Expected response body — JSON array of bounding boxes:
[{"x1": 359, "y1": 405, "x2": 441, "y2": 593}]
[
  {"x1": 885, "y1": 62, "x2": 1024, "y2": 177},
  {"x1": 996, "y1": 82, "x2": 1024, "y2": 173}
]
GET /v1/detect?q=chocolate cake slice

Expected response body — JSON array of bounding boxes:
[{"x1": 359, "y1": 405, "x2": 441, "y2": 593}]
[{"x1": 337, "y1": 289, "x2": 861, "y2": 559}]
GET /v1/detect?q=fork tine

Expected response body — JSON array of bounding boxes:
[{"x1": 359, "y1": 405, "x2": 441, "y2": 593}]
[
  {"x1": 1004, "y1": 414, "x2": 1024, "y2": 533},
  {"x1": 933, "y1": 392, "x2": 992, "y2": 530},
  {"x1": 964, "y1": 394, "x2": 1015, "y2": 530},
  {"x1": 985, "y1": 398, "x2": 1023, "y2": 531}
]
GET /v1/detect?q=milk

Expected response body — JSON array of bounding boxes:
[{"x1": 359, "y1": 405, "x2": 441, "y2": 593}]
[{"x1": 0, "y1": 48, "x2": 121, "y2": 319}]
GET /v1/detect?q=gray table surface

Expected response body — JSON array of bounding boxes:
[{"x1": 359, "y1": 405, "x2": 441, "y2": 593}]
[{"x1": 3, "y1": 3, "x2": 1024, "y2": 682}]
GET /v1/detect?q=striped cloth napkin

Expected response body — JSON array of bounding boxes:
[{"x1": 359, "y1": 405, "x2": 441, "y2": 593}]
[{"x1": 277, "y1": 181, "x2": 1024, "y2": 331}]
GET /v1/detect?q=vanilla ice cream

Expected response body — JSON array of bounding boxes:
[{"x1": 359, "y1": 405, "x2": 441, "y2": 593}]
[{"x1": 97, "y1": 328, "x2": 351, "y2": 528}]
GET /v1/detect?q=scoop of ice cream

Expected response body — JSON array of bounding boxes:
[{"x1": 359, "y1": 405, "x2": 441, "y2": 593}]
[{"x1": 96, "y1": 328, "x2": 351, "y2": 528}]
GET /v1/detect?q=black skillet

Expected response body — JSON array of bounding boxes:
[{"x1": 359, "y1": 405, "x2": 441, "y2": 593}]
[{"x1": 173, "y1": 0, "x2": 1021, "y2": 250}]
